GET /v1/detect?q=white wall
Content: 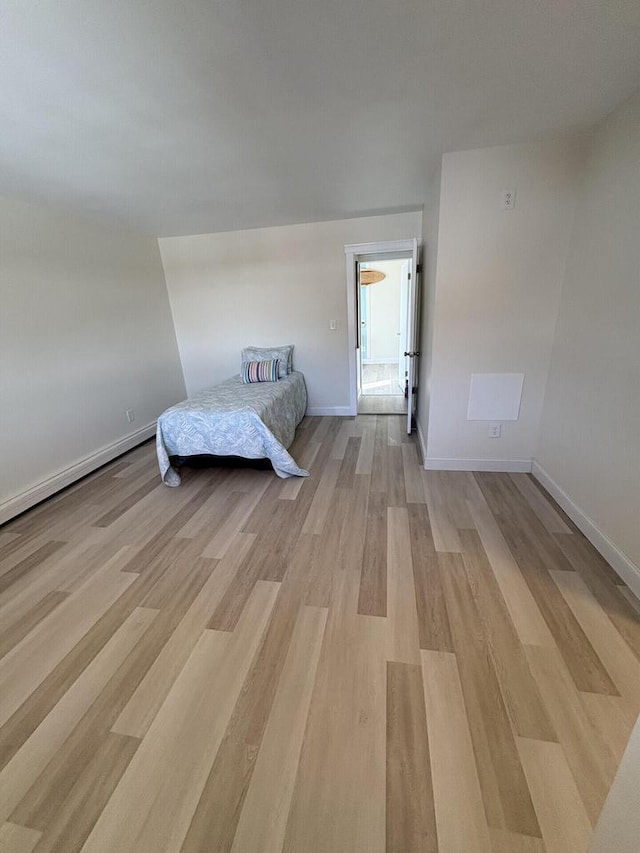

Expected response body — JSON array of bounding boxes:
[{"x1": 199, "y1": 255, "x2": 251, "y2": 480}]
[
  {"x1": 536, "y1": 92, "x2": 640, "y2": 571},
  {"x1": 425, "y1": 138, "x2": 582, "y2": 468},
  {"x1": 416, "y1": 171, "x2": 442, "y2": 458},
  {"x1": 365, "y1": 259, "x2": 402, "y2": 362},
  {"x1": 159, "y1": 211, "x2": 422, "y2": 412},
  {"x1": 0, "y1": 194, "x2": 185, "y2": 520}
]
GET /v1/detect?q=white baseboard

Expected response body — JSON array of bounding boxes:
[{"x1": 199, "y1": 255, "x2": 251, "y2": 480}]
[
  {"x1": 532, "y1": 460, "x2": 640, "y2": 597},
  {"x1": 306, "y1": 407, "x2": 353, "y2": 417},
  {"x1": 425, "y1": 457, "x2": 533, "y2": 473},
  {"x1": 416, "y1": 420, "x2": 428, "y2": 467},
  {"x1": 0, "y1": 423, "x2": 156, "y2": 525}
]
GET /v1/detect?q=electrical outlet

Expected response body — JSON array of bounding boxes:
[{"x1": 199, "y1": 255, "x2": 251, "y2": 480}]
[
  {"x1": 501, "y1": 189, "x2": 516, "y2": 211},
  {"x1": 489, "y1": 423, "x2": 501, "y2": 438},
  {"x1": 126, "y1": 409, "x2": 135, "y2": 424}
]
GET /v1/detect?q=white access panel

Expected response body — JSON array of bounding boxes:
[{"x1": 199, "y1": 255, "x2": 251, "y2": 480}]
[{"x1": 467, "y1": 373, "x2": 524, "y2": 421}]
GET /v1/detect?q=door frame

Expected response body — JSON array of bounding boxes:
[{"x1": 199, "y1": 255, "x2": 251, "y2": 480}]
[{"x1": 344, "y1": 239, "x2": 423, "y2": 418}]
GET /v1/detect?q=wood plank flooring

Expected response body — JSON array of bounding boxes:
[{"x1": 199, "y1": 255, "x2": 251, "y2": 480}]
[
  {"x1": 1, "y1": 414, "x2": 639, "y2": 853},
  {"x1": 361, "y1": 362, "x2": 404, "y2": 396},
  {"x1": 358, "y1": 394, "x2": 407, "y2": 414}
]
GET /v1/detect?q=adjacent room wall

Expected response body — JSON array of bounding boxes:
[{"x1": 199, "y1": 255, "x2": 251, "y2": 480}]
[
  {"x1": 0, "y1": 194, "x2": 186, "y2": 521},
  {"x1": 364, "y1": 259, "x2": 402, "y2": 363},
  {"x1": 158, "y1": 211, "x2": 422, "y2": 412},
  {"x1": 425, "y1": 138, "x2": 582, "y2": 469},
  {"x1": 535, "y1": 92, "x2": 640, "y2": 574}
]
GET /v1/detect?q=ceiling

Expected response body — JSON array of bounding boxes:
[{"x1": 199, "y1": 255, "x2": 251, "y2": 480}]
[{"x1": 1, "y1": 1, "x2": 639, "y2": 237}]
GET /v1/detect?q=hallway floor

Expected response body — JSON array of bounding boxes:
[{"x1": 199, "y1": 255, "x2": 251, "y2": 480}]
[{"x1": 361, "y1": 362, "x2": 404, "y2": 396}]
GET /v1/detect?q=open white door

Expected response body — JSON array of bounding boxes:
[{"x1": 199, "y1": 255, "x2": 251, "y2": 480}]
[
  {"x1": 355, "y1": 261, "x2": 363, "y2": 400},
  {"x1": 405, "y1": 238, "x2": 421, "y2": 434},
  {"x1": 398, "y1": 260, "x2": 409, "y2": 392}
]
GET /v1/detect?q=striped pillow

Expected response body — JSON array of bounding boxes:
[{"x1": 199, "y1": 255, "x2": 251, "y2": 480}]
[
  {"x1": 241, "y1": 358, "x2": 281, "y2": 384},
  {"x1": 241, "y1": 345, "x2": 293, "y2": 378}
]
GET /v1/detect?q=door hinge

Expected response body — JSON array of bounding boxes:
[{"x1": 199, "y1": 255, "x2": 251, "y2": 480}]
[{"x1": 417, "y1": 264, "x2": 421, "y2": 274}]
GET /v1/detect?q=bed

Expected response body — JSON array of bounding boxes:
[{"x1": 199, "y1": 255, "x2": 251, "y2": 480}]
[{"x1": 156, "y1": 370, "x2": 309, "y2": 486}]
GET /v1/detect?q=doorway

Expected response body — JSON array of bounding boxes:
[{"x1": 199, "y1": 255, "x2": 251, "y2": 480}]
[
  {"x1": 345, "y1": 238, "x2": 422, "y2": 432},
  {"x1": 358, "y1": 258, "x2": 409, "y2": 415}
]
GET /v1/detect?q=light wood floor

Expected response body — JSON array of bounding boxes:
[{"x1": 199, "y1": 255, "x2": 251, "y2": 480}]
[
  {"x1": 358, "y1": 394, "x2": 407, "y2": 414},
  {"x1": 1, "y1": 415, "x2": 639, "y2": 853},
  {"x1": 359, "y1": 363, "x2": 407, "y2": 414},
  {"x1": 361, "y1": 362, "x2": 404, "y2": 396}
]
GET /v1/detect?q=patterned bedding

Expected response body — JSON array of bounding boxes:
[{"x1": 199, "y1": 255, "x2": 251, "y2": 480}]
[{"x1": 156, "y1": 371, "x2": 309, "y2": 485}]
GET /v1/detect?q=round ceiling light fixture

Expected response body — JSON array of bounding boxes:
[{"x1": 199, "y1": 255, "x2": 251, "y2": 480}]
[{"x1": 360, "y1": 269, "x2": 386, "y2": 285}]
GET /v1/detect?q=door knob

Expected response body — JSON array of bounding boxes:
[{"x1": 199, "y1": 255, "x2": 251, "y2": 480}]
[{"x1": 404, "y1": 351, "x2": 420, "y2": 357}]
